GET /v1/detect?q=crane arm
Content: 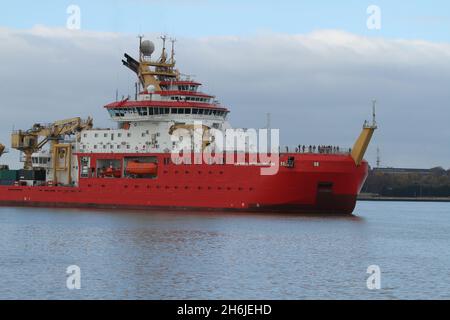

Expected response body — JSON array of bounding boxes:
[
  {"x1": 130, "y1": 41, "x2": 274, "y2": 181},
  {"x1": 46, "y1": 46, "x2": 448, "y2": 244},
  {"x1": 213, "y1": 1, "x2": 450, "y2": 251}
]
[
  {"x1": 10, "y1": 116, "x2": 93, "y2": 169},
  {"x1": 351, "y1": 101, "x2": 378, "y2": 166}
]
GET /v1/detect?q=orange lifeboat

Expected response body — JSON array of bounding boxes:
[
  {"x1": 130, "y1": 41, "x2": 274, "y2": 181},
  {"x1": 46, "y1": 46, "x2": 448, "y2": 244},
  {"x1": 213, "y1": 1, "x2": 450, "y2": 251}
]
[{"x1": 126, "y1": 161, "x2": 157, "y2": 175}]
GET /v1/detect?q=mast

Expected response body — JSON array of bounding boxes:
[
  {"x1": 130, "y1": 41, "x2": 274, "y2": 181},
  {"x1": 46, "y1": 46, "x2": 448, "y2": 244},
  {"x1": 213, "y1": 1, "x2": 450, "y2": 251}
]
[
  {"x1": 159, "y1": 35, "x2": 167, "y2": 63},
  {"x1": 122, "y1": 35, "x2": 178, "y2": 91},
  {"x1": 170, "y1": 38, "x2": 176, "y2": 64},
  {"x1": 138, "y1": 34, "x2": 144, "y2": 62}
]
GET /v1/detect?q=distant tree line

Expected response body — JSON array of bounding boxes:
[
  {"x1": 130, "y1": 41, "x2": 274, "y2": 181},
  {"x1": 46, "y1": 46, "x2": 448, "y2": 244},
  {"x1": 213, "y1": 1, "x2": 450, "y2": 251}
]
[{"x1": 361, "y1": 167, "x2": 450, "y2": 197}]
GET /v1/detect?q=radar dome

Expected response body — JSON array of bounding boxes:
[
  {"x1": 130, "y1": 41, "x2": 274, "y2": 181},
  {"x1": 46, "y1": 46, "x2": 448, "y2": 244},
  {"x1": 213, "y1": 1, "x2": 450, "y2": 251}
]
[
  {"x1": 147, "y1": 84, "x2": 156, "y2": 92},
  {"x1": 141, "y1": 40, "x2": 155, "y2": 56}
]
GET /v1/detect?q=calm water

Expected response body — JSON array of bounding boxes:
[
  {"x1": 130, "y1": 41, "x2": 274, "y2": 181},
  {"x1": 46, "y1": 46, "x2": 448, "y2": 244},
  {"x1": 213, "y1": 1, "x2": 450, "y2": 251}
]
[{"x1": 0, "y1": 201, "x2": 449, "y2": 300}]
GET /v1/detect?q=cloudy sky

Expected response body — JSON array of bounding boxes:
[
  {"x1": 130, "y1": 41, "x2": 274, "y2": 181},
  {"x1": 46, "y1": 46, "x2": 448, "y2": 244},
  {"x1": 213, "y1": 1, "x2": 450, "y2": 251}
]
[{"x1": 0, "y1": 0, "x2": 449, "y2": 169}]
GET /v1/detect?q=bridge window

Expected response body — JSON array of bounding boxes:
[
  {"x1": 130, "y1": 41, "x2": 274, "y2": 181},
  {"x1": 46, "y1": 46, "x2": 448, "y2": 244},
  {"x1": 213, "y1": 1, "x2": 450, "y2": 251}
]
[{"x1": 137, "y1": 107, "x2": 148, "y2": 116}]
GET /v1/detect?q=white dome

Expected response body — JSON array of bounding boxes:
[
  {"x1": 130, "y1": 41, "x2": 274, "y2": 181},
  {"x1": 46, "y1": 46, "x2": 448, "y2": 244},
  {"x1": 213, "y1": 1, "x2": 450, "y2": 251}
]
[{"x1": 140, "y1": 40, "x2": 155, "y2": 56}]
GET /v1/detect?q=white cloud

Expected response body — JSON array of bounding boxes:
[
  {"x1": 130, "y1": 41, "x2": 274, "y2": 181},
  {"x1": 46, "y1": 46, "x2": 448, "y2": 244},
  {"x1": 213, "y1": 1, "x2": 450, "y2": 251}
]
[{"x1": 0, "y1": 26, "x2": 449, "y2": 168}]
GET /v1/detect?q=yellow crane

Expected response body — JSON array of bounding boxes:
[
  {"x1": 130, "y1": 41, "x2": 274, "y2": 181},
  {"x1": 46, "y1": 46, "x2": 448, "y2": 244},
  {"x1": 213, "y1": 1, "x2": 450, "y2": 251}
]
[
  {"x1": 351, "y1": 101, "x2": 378, "y2": 166},
  {"x1": 11, "y1": 117, "x2": 93, "y2": 170}
]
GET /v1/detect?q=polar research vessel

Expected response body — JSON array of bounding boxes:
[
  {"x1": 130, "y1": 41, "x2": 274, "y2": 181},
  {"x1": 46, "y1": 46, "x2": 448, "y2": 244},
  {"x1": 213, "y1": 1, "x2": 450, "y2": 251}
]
[{"x1": 0, "y1": 36, "x2": 376, "y2": 214}]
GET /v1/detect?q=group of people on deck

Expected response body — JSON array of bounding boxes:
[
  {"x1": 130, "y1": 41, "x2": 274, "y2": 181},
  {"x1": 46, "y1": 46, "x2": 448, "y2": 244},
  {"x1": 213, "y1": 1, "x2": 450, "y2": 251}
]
[{"x1": 291, "y1": 145, "x2": 342, "y2": 154}]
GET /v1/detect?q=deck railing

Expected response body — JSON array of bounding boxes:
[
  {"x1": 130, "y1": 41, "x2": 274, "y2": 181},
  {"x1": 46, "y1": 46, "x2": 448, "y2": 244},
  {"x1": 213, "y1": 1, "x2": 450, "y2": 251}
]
[{"x1": 281, "y1": 145, "x2": 351, "y2": 155}]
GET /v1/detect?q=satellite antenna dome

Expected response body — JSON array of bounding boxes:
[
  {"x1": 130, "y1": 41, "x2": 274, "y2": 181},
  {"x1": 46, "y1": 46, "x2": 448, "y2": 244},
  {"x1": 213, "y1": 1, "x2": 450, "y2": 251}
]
[
  {"x1": 147, "y1": 84, "x2": 156, "y2": 92},
  {"x1": 141, "y1": 40, "x2": 155, "y2": 56}
]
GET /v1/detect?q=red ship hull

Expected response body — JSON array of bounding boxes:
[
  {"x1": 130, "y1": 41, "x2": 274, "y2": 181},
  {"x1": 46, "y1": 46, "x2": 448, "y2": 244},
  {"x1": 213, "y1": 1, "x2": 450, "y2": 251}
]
[{"x1": 0, "y1": 153, "x2": 368, "y2": 214}]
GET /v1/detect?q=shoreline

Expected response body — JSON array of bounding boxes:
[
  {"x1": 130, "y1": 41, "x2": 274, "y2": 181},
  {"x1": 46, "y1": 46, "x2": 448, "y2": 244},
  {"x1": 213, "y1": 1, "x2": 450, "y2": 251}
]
[{"x1": 357, "y1": 195, "x2": 450, "y2": 202}]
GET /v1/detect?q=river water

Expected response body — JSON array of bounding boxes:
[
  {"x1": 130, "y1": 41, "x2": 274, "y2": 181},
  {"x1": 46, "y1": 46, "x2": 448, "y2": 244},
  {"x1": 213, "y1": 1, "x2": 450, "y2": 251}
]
[{"x1": 0, "y1": 201, "x2": 449, "y2": 299}]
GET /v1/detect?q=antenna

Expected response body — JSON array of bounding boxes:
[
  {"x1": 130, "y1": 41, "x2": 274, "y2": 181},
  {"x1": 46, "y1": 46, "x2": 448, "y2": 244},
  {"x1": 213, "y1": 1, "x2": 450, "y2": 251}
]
[
  {"x1": 160, "y1": 35, "x2": 167, "y2": 61},
  {"x1": 372, "y1": 99, "x2": 377, "y2": 127},
  {"x1": 138, "y1": 34, "x2": 144, "y2": 61},
  {"x1": 135, "y1": 82, "x2": 138, "y2": 100},
  {"x1": 266, "y1": 112, "x2": 272, "y2": 152},
  {"x1": 376, "y1": 146, "x2": 381, "y2": 168},
  {"x1": 170, "y1": 38, "x2": 176, "y2": 64}
]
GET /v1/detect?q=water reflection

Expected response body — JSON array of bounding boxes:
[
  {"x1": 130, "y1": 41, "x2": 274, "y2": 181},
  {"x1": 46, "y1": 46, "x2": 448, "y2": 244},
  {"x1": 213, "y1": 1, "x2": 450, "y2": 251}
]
[{"x1": 0, "y1": 202, "x2": 448, "y2": 299}]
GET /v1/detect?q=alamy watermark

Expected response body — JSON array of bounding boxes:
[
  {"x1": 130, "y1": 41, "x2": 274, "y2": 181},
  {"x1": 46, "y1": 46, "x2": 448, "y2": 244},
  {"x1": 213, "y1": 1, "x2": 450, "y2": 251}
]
[
  {"x1": 66, "y1": 265, "x2": 81, "y2": 290},
  {"x1": 66, "y1": 5, "x2": 81, "y2": 30},
  {"x1": 367, "y1": 5, "x2": 381, "y2": 30},
  {"x1": 169, "y1": 122, "x2": 280, "y2": 175},
  {"x1": 366, "y1": 265, "x2": 381, "y2": 290}
]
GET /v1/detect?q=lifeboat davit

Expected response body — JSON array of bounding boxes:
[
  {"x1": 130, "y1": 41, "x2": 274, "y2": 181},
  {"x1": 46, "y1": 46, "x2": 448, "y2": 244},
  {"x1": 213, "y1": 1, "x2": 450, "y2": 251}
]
[{"x1": 126, "y1": 161, "x2": 157, "y2": 175}]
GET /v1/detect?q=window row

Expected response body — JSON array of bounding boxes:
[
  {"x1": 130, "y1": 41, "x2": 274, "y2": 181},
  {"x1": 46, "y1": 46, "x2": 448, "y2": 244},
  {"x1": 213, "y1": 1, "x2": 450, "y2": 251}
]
[
  {"x1": 177, "y1": 85, "x2": 198, "y2": 91},
  {"x1": 81, "y1": 144, "x2": 159, "y2": 150},
  {"x1": 108, "y1": 107, "x2": 227, "y2": 117},
  {"x1": 84, "y1": 132, "x2": 132, "y2": 138},
  {"x1": 32, "y1": 157, "x2": 51, "y2": 164},
  {"x1": 170, "y1": 96, "x2": 210, "y2": 103}
]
